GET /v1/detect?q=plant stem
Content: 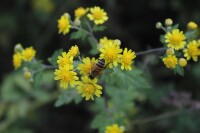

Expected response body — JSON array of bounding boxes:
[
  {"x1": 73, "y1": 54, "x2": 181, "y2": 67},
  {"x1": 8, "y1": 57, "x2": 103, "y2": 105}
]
[{"x1": 136, "y1": 47, "x2": 167, "y2": 56}]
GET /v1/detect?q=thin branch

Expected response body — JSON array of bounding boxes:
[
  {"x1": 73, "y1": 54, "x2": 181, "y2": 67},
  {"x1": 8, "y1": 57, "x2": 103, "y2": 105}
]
[
  {"x1": 136, "y1": 47, "x2": 167, "y2": 56},
  {"x1": 132, "y1": 109, "x2": 188, "y2": 125}
]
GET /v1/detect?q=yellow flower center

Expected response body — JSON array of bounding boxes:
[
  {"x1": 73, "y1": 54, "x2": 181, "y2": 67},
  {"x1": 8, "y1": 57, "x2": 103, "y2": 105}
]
[
  {"x1": 105, "y1": 50, "x2": 117, "y2": 61},
  {"x1": 62, "y1": 73, "x2": 72, "y2": 82},
  {"x1": 93, "y1": 10, "x2": 103, "y2": 20},
  {"x1": 84, "y1": 84, "x2": 95, "y2": 95},
  {"x1": 169, "y1": 34, "x2": 182, "y2": 45},
  {"x1": 59, "y1": 58, "x2": 71, "y2": 67},
  {"x1": 122, "y1": 55, "x2": 132, "y2": 65},
  {"x1": 59, "y1": 19, "x2": 67, "y2": 30}
]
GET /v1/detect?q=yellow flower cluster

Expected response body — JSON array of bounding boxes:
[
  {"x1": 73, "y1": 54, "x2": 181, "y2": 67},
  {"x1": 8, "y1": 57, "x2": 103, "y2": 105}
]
[
  {"x1": 159, "y1": 19, "x2": 200, "y2": 70},
  {"x1": 105, "y1": 124, "x2": 124, "y2": 133},
  {"x1": 13, "y1": 44, "x2": 36, "y2": 69},
  {"x1": 99, "y1": 37, "x2": 136, "y2": 69},
  {"x1": 58, "y1": 13, "x2": 71, "y2": 35},
  {"x1": 54, "y1": 45, "x2": 79, "y2": 89}
]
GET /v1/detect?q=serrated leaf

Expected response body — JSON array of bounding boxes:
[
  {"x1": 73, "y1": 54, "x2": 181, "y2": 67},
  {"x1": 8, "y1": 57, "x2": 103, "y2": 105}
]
[
  {"x1": 93, "y1": 25, "x2": 106, "y2": 32},
  {"x1": 48, "y1": 49, "x2": 63, "y2": 67},
  {"x1": 70, "y1": 29, "x2": 88, "y2": 40},
  {"x1": 185, "y1": 30, "x2": 197, "y2": 40}
]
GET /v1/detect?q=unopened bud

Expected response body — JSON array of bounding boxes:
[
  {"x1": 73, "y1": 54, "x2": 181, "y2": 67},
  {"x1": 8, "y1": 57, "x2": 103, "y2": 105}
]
[
  {"x1": 14, "y1": 43, "x2": 23, "y2": 53},
  {"x1": 179, "y1": 58, "x2": 187, "y2": 67},
  {"x1": 156, "y1": 22, "x2": 162, "y2": 29},
  {"x1": 24, "y1": 71, "x2": 32, "y2": 80},
  {"x1": 166, "y1": 48, "x2": 174, "y2": 55},
  {"x1": 74, "y1": 19, "x2": 81, "y2": 26},
  {"x1": 165, "y1": 18, "x2": 173, "y2": 26},
  {"x1": 64, "y1": 13, "x2": 71, "y2": 19},
  {"x1": 187, "y1": 21, "x2": 198, "y2": 30},
  {"x1": 113, "y1": 39, "x2": 121, "y2": 45}
]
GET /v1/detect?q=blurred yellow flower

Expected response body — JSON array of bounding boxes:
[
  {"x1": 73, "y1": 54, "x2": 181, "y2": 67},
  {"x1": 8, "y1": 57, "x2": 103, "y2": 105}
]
[
  {"x1": 54, "y1": 65, "x2": 78, "y2": 89},
  {"x1": 75, "y1": 7, "x2": 88, "y2": 20},
  {"x1": 68, "y1": 45, "x2": 79, "y2": 58},
  {"x1": 187, "y1": 21, "x2": 198, "y2": 30},
  {"x1": 13, "y1": 52, "x2": 22, "y2": 69},
  {"x1": 179, "y1": 58, "x2": 187, "y2": 67},
  {"x1": 184, "y1": 40, "x2": 200, "y2": 62},
  {"x1": 57, "y1": 52, "x2": 73, "y2": 68},
  {"x1": 162, "y1": 55, "x2": 178, "y2": 69},
  {"x1": 58, "y1": 13, "x2": 71, "y2": 35},
  {"x1": 120, "y1": 48, "x2": 136, "y2": 70},
  {"x1": 99, "y1": 41, "x2": 122, "y2": 68},
  {"x1": 87, "y1": 6, "x2": 108, "y2": 25},
  {"x1": 22, "y1": 47, "x2": 36, "y2": 62},
  {"x1": 105, "y1": 124, "x2": 124, "y2": 133},
  {"x1": 78, "y1": 57, "x2": 97, "y2": 76},
  {"x1": 77, "y1": 76, "x2": 102, "y2": 100},
  {"x1": 165, "y1": 29, "x2": 186, "y2": 50}
]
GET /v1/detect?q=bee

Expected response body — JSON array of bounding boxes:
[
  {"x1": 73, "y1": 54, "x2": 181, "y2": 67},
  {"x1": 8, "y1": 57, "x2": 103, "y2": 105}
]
[{"x1": 89, "y1": 59, "x2": 106, "y2": 79}]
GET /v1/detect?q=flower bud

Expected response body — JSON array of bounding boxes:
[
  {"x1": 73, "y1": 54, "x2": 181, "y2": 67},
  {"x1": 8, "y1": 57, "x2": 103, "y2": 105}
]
[
  {"x1": 24, "y1": 71, "x2": 32, "y2": 79},
  {"x1": 187, "y1": 21, "x2": 198, "y2": 30},
  {"x1": 166, "y1": 48, "x2": 174, "y2": 55},
  {"x1": 165, "y1": 18, "x2": 173, "y2": 26},
  {"x1": 73, "y1": 19, "x2": 81, "y2": 26},
  {"x1": 156, "y1": 22, "x2": 162, "y2": 29},
  {"x1": 14, "y1": 43, "x2": 23, "y2": 53},
  {"x1": 113, "y1": 39, "x2": 121, "y2": 45},
  {"x1": 179, "y1": 58, "x2": 187, "y2": 67},
  {"x1": 64, "y1": 13, "x2": 71, "y2": 19}
]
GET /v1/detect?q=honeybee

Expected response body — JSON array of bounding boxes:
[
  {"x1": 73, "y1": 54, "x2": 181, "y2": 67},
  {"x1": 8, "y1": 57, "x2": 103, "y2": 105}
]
[{"x1": 89, "y1": 59, "x2": 106, "y2": 79}]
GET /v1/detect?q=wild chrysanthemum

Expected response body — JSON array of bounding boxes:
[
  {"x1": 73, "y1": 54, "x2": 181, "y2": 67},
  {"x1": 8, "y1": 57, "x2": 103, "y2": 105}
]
[
  {"x1": 87, "y1": 6, "x2": 108, "y2": 25},
  {"x1": 99, "y1": 42, "x2": 122, "y2": 68},
  {"x1": 58, "y1": 13, "x2": 71, "y2": 35},
  {"x1": 78, "y1": 57, "x2": 97, "y2": 76},
  {"x1": 184, "y1": 40, "x2": 200, "y2": 62},
  {"x1": 120, "y1": 48, "x2": 136, "y2": 70},
  {"x1": 57, "y1": 52, "x2": 73, "y2": 68},
  {"x1": 13, "y1": 52, "x2": 22, "y2": 69},
  {"x1": 165, "y1": 29, "x2": 186, "y2": 50},
  {"x1": 162, "y1": 55, "x2": 178, "y2": 69},
  {"x1": 74, "y1": 7, "x2": 88, "y2": 20},
  {"x1": 77, "y1": 76, "x2": 102, "y2": 100},
  {"x1": 68, "y1": 45, "x2": 79, "y2": 58},
  {"x1": 99, "y1": 37, "x2": 113, "y2": 46},
  {"x1": 22, "y1": 47, "x2": 36, "y2": 61},
  {"x1": 54, "y1": 65, "x2": 78, "y2": 89},
  {"x1": 105, "y1": 124, "x2": 124, "y2": 133}
]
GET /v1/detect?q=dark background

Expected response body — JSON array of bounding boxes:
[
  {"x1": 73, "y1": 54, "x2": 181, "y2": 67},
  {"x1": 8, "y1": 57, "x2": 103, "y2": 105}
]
[{"x1": 1, "y1": 0, "x2": 200, "y2": 133}]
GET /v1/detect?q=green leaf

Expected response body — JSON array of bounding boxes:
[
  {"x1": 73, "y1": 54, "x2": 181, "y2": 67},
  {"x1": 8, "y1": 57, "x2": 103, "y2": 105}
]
[
  {"x1": 48, "y1": 49, "x2": 63, "y2": 67},
  {"x1": 160, "y1": 35, "x2": 165, "y2": 44},
  {"x1": 54, "y1": 89, "x2": 77, "y2": 107},
  {"x1": 70, "y1": 29, "x2": 88, "y2": 40},
  {"x1": 33, "y1": 72, "x2": 43, "y2": 89},
  {"x1": 74, "y1": 94, "x2": 82, "y2": 104},
  {"x1": 185, "y1": 30, "x2": 197, "y2": 40},
  {"x1": 93, "y1": 25, "x2": 106, "y2": 32},
  {"x1": 174, "y1": 65, "x2": 184, "y2": 76}
]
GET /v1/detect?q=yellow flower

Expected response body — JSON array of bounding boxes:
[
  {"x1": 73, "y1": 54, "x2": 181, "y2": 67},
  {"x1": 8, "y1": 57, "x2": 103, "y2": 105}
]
[
  {"x1": 105, "y1": 124, "x2": 124, "y2": 133},
  {"x1": 99, "y1": 37, "x2": 113, "y2": 46},
  {"x1": 78, "y1": 57, "x2": 97, "y2": 76},
  {"x1": 22, "y1": 47, "x2": 36, "y2": 61},
  {"x1": 54, "y1": 65, "x2": 78, "y2": 89},
  {"x1": 162, "y1": 55, "x2": 178, "y2": 69},
  {"x1": 179, "y1": 58, "x2": 187, "y2": 67},
  {"x1": 13, "y1": 52, "x2": 22, "y2": 69},
  {"x1": 99, "y1": 42, "x2": 122, "y2": 68},
  {"x1": 74, "y1": 7, "x2": 88, "y2": 20},
  {"x1": 184, "y1": 40, "x2": 200, "y2": 62},
  {"x1": 57, "y1": 52, "x2": 73, "y2": 68},
  {"x1": 120, "y1": 48, "x2": 136, "y2": 70},
  {"x1": 165, "y1": 29, "x2": 186, "y2": 50},
  {"x1": 77, "y1": 76, "x2": 102, "y2": 100},
  {"x1": 187, "y1": 21, "x2": 198, "y2": 30},
  {"x1": 58, "y1": 13, "x2": 71, "y2": 35},
  {"x1": 68, "y1": 45, "x2": 79, "y2": 58},
  {"x1": 87, "y1": 6, "x2": 108, "y2": 25}
]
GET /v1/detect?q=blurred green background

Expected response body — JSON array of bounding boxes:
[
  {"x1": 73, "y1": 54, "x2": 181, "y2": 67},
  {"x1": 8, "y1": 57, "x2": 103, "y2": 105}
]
[{"x1": 1, "y1": 0, "x2": 200, "y2": 133}]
